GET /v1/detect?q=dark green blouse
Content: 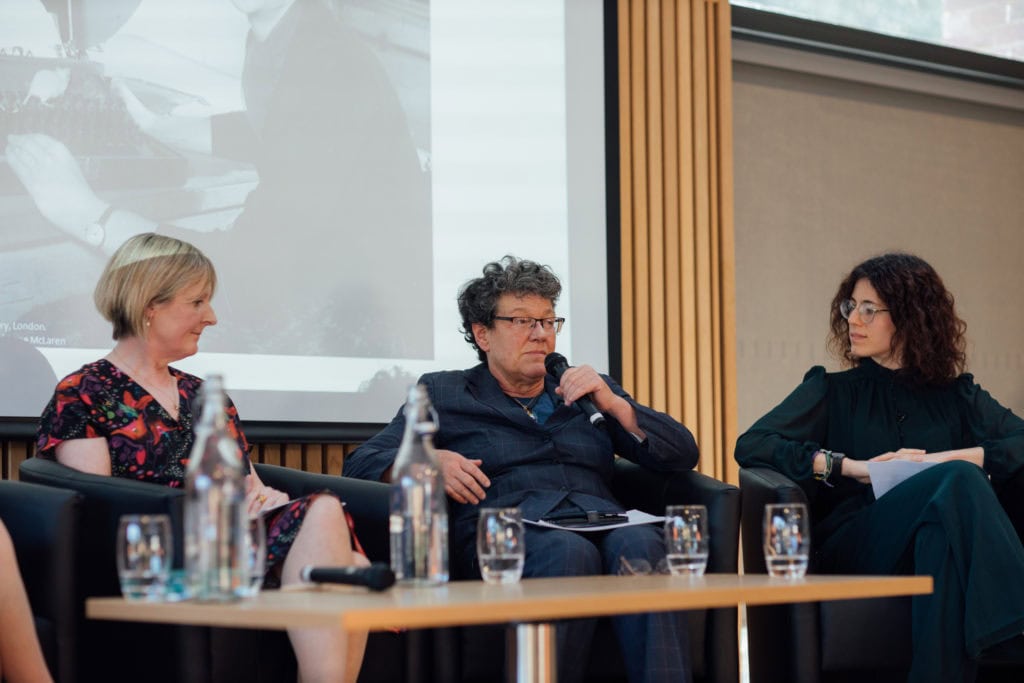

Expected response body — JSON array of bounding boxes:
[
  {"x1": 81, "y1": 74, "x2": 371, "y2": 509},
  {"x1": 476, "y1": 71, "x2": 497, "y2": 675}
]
[{"x1": 735, "y1": 358, "x2": 1024, "y2": 542}]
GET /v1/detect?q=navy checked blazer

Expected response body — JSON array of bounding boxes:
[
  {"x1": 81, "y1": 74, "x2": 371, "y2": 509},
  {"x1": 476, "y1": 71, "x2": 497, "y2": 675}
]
[{"x1": 344, "y1": 363, "x2": 700, "y2": 545}]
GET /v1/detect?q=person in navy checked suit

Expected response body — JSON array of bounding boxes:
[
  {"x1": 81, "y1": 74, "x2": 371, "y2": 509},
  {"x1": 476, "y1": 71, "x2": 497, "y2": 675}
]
[{"x1": 344, "y1": 256, "x2": 700, "y2": 683}]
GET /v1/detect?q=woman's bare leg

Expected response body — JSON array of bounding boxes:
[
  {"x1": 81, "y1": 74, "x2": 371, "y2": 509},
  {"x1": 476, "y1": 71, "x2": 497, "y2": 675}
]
[{"x1": 280, "y1": 496, "x2": 367, "y2": 683}]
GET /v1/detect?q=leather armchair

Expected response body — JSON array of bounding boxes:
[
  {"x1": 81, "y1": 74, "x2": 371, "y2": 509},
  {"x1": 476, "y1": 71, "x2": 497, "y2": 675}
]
[
  {"x1": 19, "y1": 457, "x2": 189, "y2": 683},
  {"x1": 739, "y1": 466, "x2": 1024, "y2": 683},
  {"x1": 17, "y1": 457, "x2": 413, "y2": 683},
  {"x1": 0, "y1": 479, "x2": 82, "y2": 683},
  {"x1": 441, "y1": 458, "x2": 742, "y2": 683}
]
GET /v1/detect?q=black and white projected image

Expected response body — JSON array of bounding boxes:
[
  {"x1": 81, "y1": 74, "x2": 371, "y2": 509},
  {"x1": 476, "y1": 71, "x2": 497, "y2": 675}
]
[
  {"x1": 1, "y1": 0, "x2": 609, "y2": 423},
  {"x1": 0, "y1": 0, "x2": 433, "y2": 362}
]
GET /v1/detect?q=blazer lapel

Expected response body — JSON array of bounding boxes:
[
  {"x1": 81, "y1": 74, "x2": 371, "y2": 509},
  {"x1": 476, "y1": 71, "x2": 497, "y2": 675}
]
[{"x1": 465, "y1": 364, "x2": 544, "y2": 429}]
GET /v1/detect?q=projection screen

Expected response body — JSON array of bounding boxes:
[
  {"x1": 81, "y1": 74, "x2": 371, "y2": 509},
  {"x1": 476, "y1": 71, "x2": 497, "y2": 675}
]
[{"x1": 0, "y1": 0, "x2": 609, "y2": 425}]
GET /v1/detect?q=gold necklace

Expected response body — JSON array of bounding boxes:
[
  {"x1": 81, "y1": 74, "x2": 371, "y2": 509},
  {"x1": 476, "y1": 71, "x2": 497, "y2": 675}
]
[
  {"x1": 511, "y1": 392, "x2": 543, "y2": 420},
  {"x1": 108, "y1": 351, "x2": 180, "y2": 418}
]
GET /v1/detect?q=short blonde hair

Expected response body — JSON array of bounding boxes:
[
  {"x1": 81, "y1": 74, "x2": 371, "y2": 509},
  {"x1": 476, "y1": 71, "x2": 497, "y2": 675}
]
[{"x1": 94, "y1": 233, "x2": 217, "y2": 340}]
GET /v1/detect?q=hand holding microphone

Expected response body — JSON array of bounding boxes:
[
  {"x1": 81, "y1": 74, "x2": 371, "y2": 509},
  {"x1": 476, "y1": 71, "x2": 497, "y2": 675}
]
[{"x1": 544, "y1": 353, "x2": 606, "y2": 427}]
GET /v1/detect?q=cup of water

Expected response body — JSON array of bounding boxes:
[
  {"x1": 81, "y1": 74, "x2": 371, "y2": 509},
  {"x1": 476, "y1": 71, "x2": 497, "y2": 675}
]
[
  {"x1": 116, "y1": 514, "x2": 172, "y2": 601},
  {"x1": 476, "y1": 507, "x2": 525, "y2": 584},
  {"x1": 763, "y1": 503, "x2": 810, "y2": 578},
  {"x1": 664, "y1": 505, "x2": 709, "y2": 576}
]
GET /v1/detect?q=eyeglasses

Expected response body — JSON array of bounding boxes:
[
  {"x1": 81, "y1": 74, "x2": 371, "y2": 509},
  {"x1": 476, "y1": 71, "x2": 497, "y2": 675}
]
[
  {"x1": 492, "y1": 316, "x2": 565, "y2": 334},
  {"x1": 839, "y1": 299, "x2": 890, "y2": 324}
]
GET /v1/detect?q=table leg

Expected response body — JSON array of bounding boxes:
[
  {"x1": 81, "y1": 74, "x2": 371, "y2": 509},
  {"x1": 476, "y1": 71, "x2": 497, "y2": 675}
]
[{"x1": 507, "y1": 622, "x2": 557, "y2": 683}]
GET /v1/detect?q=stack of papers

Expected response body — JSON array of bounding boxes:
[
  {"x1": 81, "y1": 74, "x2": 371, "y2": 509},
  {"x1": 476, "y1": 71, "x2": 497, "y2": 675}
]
[{"x1": 867, "y1": 460, "x2": 939, "y2": 499}]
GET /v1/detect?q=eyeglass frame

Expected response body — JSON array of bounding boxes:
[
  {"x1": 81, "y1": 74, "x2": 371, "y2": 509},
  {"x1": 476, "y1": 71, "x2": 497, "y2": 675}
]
[
  {"x1": 839, "y1": 299, "x2": 890, "y2": 324},
  {"x1": 491, "y1": 316, "x2": 566, "y2": 334}
]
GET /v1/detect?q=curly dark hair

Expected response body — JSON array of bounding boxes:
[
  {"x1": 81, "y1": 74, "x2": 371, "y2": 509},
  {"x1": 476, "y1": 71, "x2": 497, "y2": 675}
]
[
  {"x1": 457, "y1": 256, "x2": 562, "y2": 362},
  {"x1": 826, "y1": 253, "x2": 967, "y2": 385}
]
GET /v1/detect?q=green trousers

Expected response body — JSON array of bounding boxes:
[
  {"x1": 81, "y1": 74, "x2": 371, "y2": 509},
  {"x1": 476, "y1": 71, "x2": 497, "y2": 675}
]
[{"x1": 818, "y1": 461, "x2": 1024, "y2": 683}]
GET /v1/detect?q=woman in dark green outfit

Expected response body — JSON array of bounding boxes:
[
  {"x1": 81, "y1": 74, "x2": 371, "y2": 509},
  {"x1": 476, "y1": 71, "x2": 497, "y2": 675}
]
[{"x1": 736, "y1": 253, "x2": 1024, "y2": 683}]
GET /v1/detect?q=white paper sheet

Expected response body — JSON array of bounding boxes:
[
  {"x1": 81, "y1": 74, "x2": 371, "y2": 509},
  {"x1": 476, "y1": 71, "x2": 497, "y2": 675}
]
[
  {"x1": 868, "y1": 460, "x2": 939, "y2": 499},
  {"x1": 525, "y1": 509, "x2": 665, "y2": 533}
]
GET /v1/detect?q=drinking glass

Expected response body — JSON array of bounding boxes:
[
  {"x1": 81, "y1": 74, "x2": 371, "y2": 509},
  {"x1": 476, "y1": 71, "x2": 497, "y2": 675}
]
[
  {"x1": 664, "y1": 505, "x2": 709, "y2": 576},
  {"x1": 763, "y1": 503, "x2": 810, "y2": 578},
  {"x1": 476, "y1": 507, "x2": 525, "y2": 584},
  {"x1": 116, "y1": 514, "x2": 173, "y2": 601},
  {"x1": 238, "y1": 515, "x2": 267, "y2": 598}
]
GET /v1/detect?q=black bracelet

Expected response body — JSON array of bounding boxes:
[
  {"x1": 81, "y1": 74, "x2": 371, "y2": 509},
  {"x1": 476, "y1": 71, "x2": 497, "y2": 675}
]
[{"x1": 826, "y1": 453, "x2": 846, "y2": 487}]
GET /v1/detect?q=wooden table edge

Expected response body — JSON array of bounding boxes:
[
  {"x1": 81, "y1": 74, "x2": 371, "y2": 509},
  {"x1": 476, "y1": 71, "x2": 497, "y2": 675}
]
[{"x1": 86, "y1": 573, "x2": 933, "y2": 632}]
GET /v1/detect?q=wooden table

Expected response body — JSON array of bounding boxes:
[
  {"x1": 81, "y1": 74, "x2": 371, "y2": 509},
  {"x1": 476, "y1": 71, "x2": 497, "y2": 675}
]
[{"x1": 88, "y1": 573, "x2": 932, "y2": 682}]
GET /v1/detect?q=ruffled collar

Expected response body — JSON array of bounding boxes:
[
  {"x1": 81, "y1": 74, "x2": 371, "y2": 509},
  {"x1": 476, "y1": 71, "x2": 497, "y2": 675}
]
[
  {"x1": 854, "y1": 357, "x2": 897, "y2": 378},
  {"x1": 854, "y1": 356, "x2": 964, "y2": 389}
]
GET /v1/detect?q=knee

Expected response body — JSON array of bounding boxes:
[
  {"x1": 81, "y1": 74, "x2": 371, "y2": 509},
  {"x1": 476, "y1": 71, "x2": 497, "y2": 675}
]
[
  {"x1": 303, "y1": 495, "x2": 349, "y2": 539},
  {"x1": 525, "y1": 533, "x2": 602, "y2": 577},
  {"x1": 934, "y1": 460, "x2": 990, "y2": 495},
  {"x1": 604, "y1": 526, "x2": 665, "y2": 568},
  {"x1": 922, "y1": 461, "x2": 1005, "y2": 527}
]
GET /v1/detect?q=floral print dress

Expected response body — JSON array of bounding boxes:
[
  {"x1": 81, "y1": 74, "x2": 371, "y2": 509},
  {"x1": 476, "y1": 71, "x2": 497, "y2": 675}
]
[{"x1": 35, "y1": 359, "x2": 338, "y2": 585}]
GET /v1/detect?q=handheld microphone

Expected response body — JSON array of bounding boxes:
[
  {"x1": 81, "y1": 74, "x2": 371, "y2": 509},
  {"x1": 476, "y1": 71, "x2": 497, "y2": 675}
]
[
  {"x1": 300, "y1": 563, "x2": 396, "y2": 591},
  {"x1": 544, "y1": 352, "x2": 606, "y2": 427}
]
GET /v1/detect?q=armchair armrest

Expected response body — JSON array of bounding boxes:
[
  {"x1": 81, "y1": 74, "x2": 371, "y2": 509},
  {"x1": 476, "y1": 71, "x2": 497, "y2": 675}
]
[
  {"x1": 0, "y1": 480, "x2": 81, "y2": 620},
  {"x1": 19, "y1": 457, "x2": 184, "y2": 592},
  {"x1": 994, "y1": 465, "x2": 1024, "y2": 547},
  {"x1": 738, "y1": 467, "x2": 808, "y2": 574},
  {"x1": 0, "y1": 480, "x2": 82, "y2": 683},
  {"x1": 739, "y1": 467, "x2": 820, "y2": 683},
  {"x1": 612, "y1": 458, "x2": 740, "y2": 574},
  {"x1": 253, "y1": 463, "x2": 391, "y2": 562},
  {"x1": 611, "y1": 461, "x2": 742, "y2": 682}
]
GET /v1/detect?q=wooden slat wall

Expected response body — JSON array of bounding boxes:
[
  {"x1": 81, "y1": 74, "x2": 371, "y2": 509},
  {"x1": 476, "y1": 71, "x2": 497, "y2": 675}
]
[
  {"x1": 617, "y1": 0, "x2": 738, "y2": 484},
  {"x1": 1, "y1": 439, "x2": 363, "y2": 480},
  {"x1": 250, "y1": 442, "x2": 358, "y2": 476},
  {"x1": 1, "y1": 440, "x2": 32, "y2": 481}
]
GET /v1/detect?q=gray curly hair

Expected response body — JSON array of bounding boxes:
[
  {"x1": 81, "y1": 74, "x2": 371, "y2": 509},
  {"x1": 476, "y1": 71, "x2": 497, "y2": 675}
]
[{"x1": 457, "y1": 256, "x2": 562, "y2": 362}]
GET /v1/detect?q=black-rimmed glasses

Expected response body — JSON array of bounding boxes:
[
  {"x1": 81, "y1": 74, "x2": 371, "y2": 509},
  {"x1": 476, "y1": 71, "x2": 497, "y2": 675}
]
[
  {"x1": 493, "y1": 316, "x2": 565, "y2": 334},
  {"x1": 839, "y1": 299, "x2": 890, "y2": 324}
]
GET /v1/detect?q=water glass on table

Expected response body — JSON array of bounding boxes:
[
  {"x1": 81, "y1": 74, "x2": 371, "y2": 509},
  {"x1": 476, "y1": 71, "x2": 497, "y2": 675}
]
[
  {"x1": 664, "y1": 504, "x2": 709, "y2": 576},
  {"x1": 763, "y1": 503, "x2": 810, "y2": 578},
  {"x1": 116, "y1": 514, "x2": 172, "y2": 601},
  {"x1": 477, "y1": 507, "x2": 525, "y2": 584}
]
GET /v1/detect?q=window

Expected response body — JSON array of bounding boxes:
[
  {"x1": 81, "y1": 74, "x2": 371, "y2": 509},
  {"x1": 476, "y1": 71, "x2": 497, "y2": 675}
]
[{"x1": 732, "y1": 0, "x2": 1024, "y2": 62}]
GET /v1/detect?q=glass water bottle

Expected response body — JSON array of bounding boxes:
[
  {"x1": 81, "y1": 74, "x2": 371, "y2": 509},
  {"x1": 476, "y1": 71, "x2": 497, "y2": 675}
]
[
  {"x1": 389, "y1": 384, "x2": 449, "y2": 585},
  {"x1": 184, "y1": 374, "x2": 248, "y2": 601}
]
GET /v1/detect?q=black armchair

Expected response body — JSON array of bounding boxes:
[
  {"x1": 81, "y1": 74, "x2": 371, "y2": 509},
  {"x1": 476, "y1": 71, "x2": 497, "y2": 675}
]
[
  {"x1": 739, "y1": 466, "x2": 1024, "y2": 683},
  {"x1": 0, "y1": 479, "x2": 82, "y2": 683},
  {"x1": 19, "y1": 456, "x2": 190, "y2": 683},
  {"x1": 441, "y1": 458, "x2": 742, "y2": 683},
  {"x1": 17, "y1": 457, "x2": 414, "y2": 683}
]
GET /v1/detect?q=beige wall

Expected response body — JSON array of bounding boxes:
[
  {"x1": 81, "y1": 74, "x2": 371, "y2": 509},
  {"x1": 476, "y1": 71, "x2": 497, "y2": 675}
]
[{"x1": 732, "y1": 46, "x2": 1024, "y2": 435}]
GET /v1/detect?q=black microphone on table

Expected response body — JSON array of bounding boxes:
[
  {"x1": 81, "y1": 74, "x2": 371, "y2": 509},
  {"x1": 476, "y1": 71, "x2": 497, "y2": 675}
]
[
  {"x1": 300, "y1": 562, "x2": 396, "y2": 591},
  {"x1": 544, "y1": 352, "x2": 606, "y2": 428}
]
